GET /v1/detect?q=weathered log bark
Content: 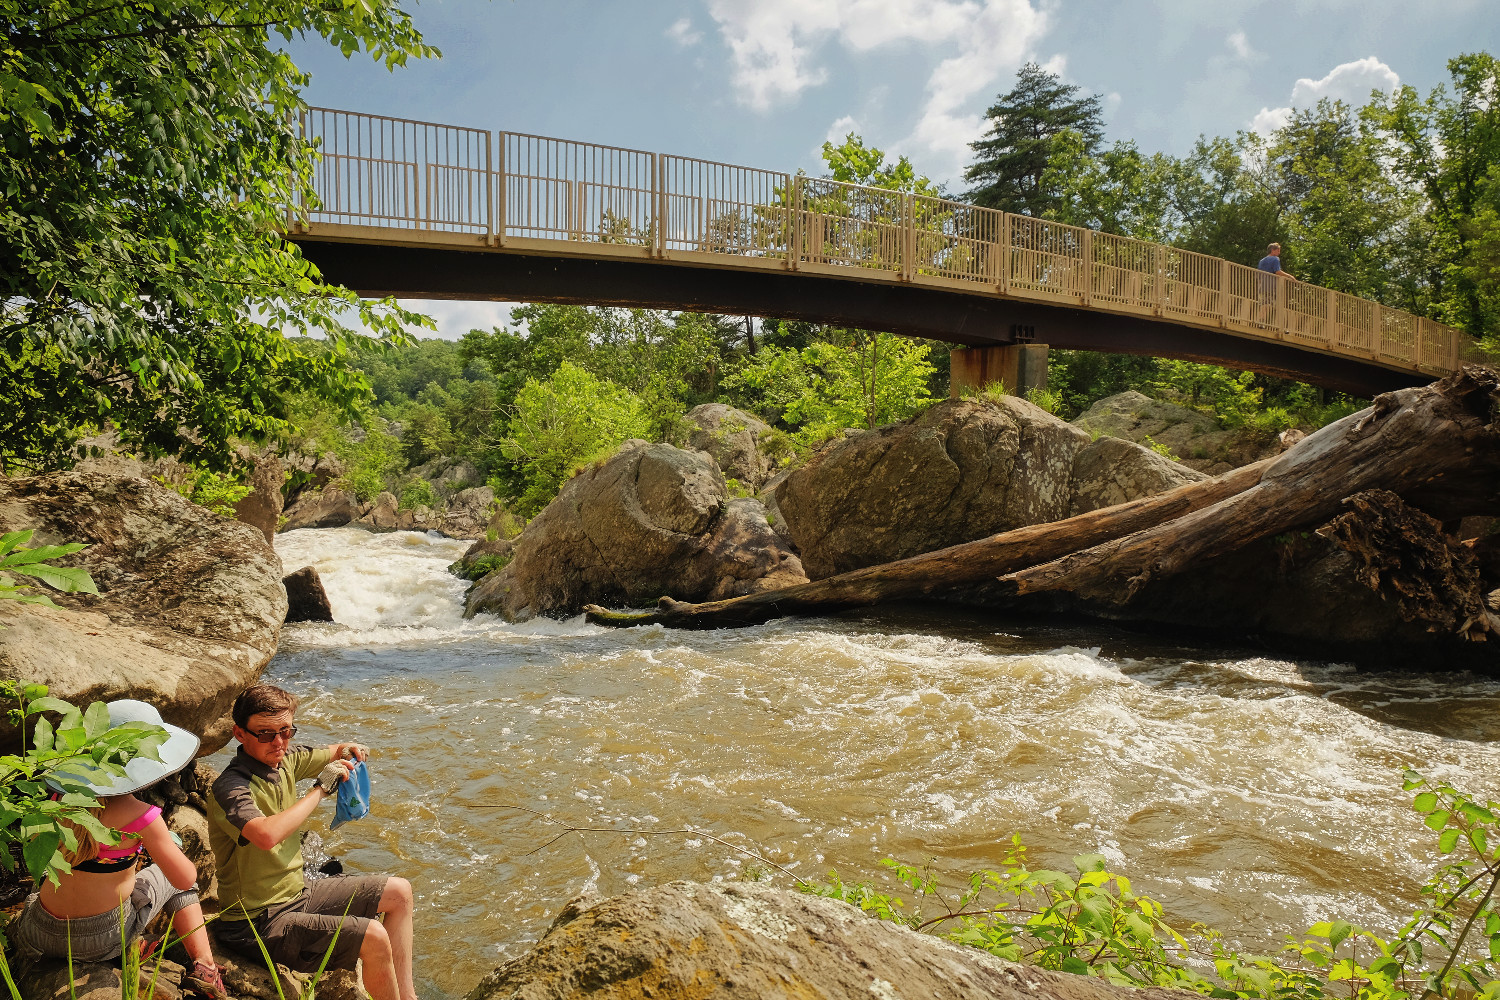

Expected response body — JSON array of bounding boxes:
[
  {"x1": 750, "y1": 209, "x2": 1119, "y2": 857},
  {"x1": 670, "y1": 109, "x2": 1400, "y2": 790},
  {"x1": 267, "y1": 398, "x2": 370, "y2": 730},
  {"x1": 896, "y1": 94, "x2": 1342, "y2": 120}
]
[
  {"x1": 583, "y1": 459, "x2": 1270, "y2": 629},
  {"x1": 1316, "y1": 490, "x2": 1497, "y2": 641},
  {"x1": 1000, "y1": 366, "x2": 1500, "y2": 601}
]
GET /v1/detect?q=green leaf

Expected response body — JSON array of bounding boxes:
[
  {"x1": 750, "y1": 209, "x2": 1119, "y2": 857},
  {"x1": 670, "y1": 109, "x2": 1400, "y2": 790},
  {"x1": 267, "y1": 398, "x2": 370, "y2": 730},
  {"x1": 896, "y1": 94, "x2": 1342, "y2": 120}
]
[
  {"x1": 1413, "y1": 792, "x2": 1439, "y2": 812},
  {"x1": 1328, "y1": 920, "x2": 1353, "y2": 950},
  {"x1": 0, "y1": 532, "x2": 31, "y2": 558},
  {"x1": 1459, "y1": 802, "x2": 1497, "y2": 824},
  {"x1": 10, "y1": 562, "x2": 98, "y2": 595},
  {"x1": 82, "y1": 701, "x2": 111, "y2": 740},
  {"x1": 31, "y1": 715, "x2": 54, "y2": 753},
  {"x1": 1073, "y1": 853, "x2": 1108, "y2": 874},
  {"x1": 22, "y1": 828, "x2": 61, "y2": 884},
  {"x1": 1425, "y1": 810, "x2": 1452, "y2": 832},
  {"x1": 1440, "y1": 828, "x2": 1461, "y2": 853}
]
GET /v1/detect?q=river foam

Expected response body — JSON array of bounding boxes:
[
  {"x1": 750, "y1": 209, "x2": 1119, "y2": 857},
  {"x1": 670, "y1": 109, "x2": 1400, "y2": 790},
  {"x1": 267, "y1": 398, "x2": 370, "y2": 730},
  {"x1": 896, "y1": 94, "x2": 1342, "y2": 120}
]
[{"x1": 263, "y1": 526, "x2": 1500, "y2": 999}]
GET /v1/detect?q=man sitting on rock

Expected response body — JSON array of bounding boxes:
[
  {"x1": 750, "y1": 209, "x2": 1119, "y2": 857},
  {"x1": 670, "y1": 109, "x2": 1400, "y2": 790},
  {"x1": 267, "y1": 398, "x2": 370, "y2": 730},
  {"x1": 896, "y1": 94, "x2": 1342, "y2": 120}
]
[{"x1": 207, "y1": 684, "x2": 418, "y2": 1000}]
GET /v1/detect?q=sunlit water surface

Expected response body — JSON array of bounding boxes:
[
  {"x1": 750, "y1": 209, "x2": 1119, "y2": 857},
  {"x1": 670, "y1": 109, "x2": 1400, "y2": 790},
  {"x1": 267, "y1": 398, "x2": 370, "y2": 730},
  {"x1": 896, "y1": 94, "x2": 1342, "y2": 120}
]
[{"x1": 247, "y1": 526, "x2": 1500, "y2": 999}]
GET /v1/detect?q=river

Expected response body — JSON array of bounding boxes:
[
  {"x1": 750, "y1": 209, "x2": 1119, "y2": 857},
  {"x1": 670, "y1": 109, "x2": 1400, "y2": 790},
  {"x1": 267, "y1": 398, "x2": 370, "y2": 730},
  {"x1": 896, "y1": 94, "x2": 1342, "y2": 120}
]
[{"x1": 251, "y1": 526, "x2": 1500, "y2": 999}]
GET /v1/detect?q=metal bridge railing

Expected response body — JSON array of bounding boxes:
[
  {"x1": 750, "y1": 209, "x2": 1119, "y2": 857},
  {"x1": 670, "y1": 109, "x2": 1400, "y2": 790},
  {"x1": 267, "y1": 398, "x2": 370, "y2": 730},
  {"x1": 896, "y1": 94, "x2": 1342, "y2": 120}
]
[{"x1": 291, "y1": 107, "x2": 1470, "y2": 379}]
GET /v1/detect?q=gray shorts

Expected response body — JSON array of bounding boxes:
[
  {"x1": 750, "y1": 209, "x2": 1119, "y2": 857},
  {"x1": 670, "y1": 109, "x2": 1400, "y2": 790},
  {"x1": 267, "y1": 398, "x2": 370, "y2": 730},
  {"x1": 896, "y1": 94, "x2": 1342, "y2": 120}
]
[
  {"x1": 215, "y1": 874, "x2": 386, "y2": 974},
  {"x1": 10, "y1": 864, "x2": 199, "y2": 964}
]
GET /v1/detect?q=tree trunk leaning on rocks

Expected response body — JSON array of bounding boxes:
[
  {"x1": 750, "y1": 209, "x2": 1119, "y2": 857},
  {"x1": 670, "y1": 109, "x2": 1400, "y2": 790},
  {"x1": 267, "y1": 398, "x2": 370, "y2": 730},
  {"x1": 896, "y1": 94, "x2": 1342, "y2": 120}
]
[
  {"x1": 1001, "y1": 366, "x2": 1500, "y2": 602},
  {"x1": 584, "y1": 459, "x2": 1270, "y2": 628},
  {"x1": 586, "y1": 366, "x2": 1500, "y2": 632}
]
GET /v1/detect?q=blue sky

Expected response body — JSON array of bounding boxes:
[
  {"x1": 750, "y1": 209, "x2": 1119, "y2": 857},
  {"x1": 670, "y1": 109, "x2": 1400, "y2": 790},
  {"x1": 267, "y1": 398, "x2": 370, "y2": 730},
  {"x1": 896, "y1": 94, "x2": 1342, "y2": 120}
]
[{"x1": 289, "y1": 0, "x2": 1499, "y2": 339}]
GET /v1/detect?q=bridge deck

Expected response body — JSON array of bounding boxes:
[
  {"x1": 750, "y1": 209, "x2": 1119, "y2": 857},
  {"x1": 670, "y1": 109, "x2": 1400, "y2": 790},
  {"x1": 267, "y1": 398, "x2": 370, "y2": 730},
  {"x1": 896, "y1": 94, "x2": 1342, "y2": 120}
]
[{"x1": 287, "y1": 107, "x2": 1479, "y2": 394}]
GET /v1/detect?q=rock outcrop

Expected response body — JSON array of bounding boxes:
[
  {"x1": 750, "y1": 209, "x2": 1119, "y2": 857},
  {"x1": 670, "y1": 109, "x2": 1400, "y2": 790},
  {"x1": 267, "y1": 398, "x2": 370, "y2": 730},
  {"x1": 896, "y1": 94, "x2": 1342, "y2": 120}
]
[
  {"x1": 283, "y1": 566, "x2": 334, "y2": 623},
  {"x1": 281, "y1": 486, "x2": 364, "y2": 531},
  {"x1": 776, "y1": 397, "x2": 1205, "y2": 580},
  {"x1": 0, "y1": 473, "x2": 285, "y2": 753},
  {"x1": 465, "y1": 880, "x2": 1184, "y2": 1000},
  {"x1": 685, "y1": 403, "x2": 775, "y2": 488},
  {"x1": 1070, "y1": 391, "x2": 1282, "y2": 474},
  {"x1": 231, "y1": 451, "x2": 286, "y2": 545},
  {"x1": 282, "y1": 485, "x2": 495, "y2": 540},
  {"x1": 466, "y1": 443, "x2": 807, "y2": 619}
]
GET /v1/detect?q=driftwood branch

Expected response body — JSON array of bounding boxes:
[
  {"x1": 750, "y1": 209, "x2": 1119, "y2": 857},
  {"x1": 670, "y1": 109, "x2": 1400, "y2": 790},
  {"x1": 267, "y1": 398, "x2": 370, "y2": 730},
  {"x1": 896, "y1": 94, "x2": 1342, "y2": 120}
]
[{"x1": 584, "y1": 458, "x2": 1270, "y2": 629}]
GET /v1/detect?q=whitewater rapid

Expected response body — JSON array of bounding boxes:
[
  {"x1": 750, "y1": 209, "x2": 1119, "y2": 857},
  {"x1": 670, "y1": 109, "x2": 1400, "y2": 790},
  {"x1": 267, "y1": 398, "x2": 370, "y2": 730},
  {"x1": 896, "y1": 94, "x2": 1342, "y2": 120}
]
[{"x1": 262, "y1": 526, "x2": 1500, "y2": 999}]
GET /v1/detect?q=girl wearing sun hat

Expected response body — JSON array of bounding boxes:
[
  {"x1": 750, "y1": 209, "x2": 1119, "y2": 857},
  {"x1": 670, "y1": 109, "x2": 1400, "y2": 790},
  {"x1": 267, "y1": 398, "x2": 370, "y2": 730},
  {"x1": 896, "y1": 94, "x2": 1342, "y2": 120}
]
[{"x1": 9, "y1": 700, "x2": 230, "y2": 1000}]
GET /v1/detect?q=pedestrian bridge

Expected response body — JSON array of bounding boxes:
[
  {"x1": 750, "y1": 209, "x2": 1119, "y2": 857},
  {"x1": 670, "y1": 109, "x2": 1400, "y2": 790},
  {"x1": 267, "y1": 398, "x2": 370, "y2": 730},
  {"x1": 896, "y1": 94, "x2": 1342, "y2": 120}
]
[{"x1": 286, "y1": 107, "x2": 1481, "y2": 396}]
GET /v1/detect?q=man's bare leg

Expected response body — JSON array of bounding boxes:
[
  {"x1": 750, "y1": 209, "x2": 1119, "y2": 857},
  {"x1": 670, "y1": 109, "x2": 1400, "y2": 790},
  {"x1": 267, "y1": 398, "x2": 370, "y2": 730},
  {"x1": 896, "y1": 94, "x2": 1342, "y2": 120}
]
[
  {"x1": 378, "y1": 877, "x2": 417, "y2": 1000},
  {"x1": 359, "y1": 921, "x2": 400, "y2": 1000}
]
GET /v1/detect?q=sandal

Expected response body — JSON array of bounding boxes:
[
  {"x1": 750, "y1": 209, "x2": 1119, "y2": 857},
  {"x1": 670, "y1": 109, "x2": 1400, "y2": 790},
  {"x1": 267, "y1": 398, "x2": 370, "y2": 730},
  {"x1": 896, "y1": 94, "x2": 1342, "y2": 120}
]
[{"x1": 183, "y1": 959, "x2": 230, "y2": 1000}]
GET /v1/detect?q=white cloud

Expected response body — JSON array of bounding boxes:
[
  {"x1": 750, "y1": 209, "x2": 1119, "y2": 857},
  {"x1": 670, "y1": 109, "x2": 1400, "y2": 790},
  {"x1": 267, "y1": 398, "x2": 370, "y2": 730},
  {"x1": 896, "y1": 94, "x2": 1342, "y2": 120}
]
[
  {"x1": 900, "y1": 2, "x2": 1052, "y2": 182},
  {"x1": 666, "y1": 17, "x2": 703, "y2": 47},
  {"x1": 1250, "y1": 56, "x2": 1401, "y2": 136},
  {"x1": 826, "y1": 114, "x2": 860, "y2": 143},
  {"x1": 704, "y1": 0, "x2": 1048, "y2": 121},
  {"x1": 1226, "y1": 30, "x2": 1258, "y2": 62},
  {"x1": 399, "y1": 299, "x2": 519, "y2": 341}
]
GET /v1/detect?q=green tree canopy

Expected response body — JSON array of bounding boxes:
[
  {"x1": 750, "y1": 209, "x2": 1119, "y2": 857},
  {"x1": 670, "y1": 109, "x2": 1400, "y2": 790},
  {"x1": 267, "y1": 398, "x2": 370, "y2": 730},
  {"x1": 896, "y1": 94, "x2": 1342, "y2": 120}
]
[
  {"x1": 965, "y1": 62, "x2": 1106, "y2": 217},
  {"x1": 1366, "y1": 52, "x2": 1500, "y2": 341},
  {"x1": 0, "y1": 1, "x2": 436, "y2": 474},
  {"x1": 821, "y1": 133, "x2": 943, "y2": 197}
]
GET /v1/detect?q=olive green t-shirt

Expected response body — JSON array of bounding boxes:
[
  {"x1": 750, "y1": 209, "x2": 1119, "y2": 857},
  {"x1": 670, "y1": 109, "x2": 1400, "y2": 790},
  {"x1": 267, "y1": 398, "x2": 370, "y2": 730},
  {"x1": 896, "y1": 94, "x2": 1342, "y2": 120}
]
[{"x1": 208, "y1": 744, "x2": 333, "y2": 921}]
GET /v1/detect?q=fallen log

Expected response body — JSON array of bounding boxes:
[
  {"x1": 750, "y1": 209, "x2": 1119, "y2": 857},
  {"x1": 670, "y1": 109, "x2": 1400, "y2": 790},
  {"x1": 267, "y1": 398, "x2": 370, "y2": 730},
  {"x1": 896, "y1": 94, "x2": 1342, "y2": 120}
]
[
  {"x1": 583, "y1": 458, "x2": 1270, "y2": 629},
  {"x1": 999, "y1": 366, "x2": 1500, "y2": 601}
]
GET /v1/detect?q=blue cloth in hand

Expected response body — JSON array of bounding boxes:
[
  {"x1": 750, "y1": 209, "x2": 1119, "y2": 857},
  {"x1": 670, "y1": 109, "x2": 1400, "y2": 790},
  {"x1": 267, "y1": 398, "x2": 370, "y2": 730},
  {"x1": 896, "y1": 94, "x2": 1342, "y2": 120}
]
[{"x1": 330, "y1": 760, "x2": 371, "y2": 830}]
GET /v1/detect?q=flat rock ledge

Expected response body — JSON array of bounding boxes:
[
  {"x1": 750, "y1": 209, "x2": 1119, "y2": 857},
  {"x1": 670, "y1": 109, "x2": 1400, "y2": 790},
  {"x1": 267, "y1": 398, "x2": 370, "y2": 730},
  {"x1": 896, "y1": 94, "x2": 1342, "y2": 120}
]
[{"x1": 466, "y1": 880, "x2": 1184, "y2": 1000}]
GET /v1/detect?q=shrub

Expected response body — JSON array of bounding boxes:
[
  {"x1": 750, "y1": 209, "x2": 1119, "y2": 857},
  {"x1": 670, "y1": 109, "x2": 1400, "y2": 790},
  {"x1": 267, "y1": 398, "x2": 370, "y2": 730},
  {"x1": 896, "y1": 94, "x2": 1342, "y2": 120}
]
[
  {"x1": 501, "y1": 362, "x2": 650, "y2": 516},
  {"x1": 398, "y1": 477, "x2": 437, "y2": 511},
  {"x1": 1140, "y1": 436, "x2": 1178, "y2": 460},
  {"x1": 155, "y1": 468, "x2": 253, "y2": 517},
  {"x1": 1024, "y1": 385, "x2": 1067, "y2": 416},
  {"x1": 723, "y1": 478, "x2": 753, "y2": 499}
]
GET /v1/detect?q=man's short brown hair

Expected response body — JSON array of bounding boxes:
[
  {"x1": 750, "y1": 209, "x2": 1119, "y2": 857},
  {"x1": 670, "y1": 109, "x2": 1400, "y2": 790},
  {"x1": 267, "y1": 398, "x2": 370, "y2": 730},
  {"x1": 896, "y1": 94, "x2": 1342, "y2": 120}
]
[
  {"x1": 1267, "y1": 242, "x2": 1281, "y2": 253},
  {"x1": 233, "y1": 684, "x2": 298, "y2": 728}
]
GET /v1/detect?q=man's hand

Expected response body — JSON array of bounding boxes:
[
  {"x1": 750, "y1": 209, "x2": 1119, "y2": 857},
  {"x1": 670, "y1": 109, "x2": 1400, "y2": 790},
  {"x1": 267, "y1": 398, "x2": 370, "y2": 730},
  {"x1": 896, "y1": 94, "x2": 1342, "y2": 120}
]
[
  {"x1": 316, "y1": 759, "x2": 352, "y2": 795},
  {"x1": 330, "y1": 742, "x2": 369, "y2": 762}
]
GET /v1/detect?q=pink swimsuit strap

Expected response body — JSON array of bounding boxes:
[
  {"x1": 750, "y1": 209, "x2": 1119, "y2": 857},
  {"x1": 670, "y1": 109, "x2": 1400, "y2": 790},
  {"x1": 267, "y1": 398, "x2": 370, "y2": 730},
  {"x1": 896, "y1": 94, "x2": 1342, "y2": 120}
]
[{"x1": 94, "y1": 805, "x2": 161, "y2": 860}]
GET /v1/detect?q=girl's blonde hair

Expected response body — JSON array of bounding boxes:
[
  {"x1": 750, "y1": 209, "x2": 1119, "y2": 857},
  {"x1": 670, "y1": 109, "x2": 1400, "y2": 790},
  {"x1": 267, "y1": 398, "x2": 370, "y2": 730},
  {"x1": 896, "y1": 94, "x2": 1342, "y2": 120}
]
[{"x1": 59, "y1": 805, "x2": 107, "y2": 866}]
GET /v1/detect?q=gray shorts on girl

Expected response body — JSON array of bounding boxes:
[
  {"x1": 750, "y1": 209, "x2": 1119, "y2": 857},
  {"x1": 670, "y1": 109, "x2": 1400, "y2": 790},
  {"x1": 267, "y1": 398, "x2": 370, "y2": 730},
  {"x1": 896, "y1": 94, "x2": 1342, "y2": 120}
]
[{"x1": 10, "y1": 864, "x2": 199, "y2": 964}]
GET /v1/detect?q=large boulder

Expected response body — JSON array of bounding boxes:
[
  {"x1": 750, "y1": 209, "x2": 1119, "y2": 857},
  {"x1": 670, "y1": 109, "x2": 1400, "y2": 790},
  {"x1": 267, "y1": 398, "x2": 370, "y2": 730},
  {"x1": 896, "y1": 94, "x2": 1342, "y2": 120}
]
[
  {"x1": 685, "y1": 403, "x2": 774, "y2": 488},
  {"x1": 283, "y1": 565, "x2": 334, "y2": 623},
  {"x1": 1070, "y1": 391, "x2": 1280, "y2": 474},
  {"x1": 280, "y1": 486, "x2": 364, "y2": 531},
  {"x1": 465, "y1": 880, "x2": 1183, "y2": 1000},
  {"x1": 0, "y1": 473, "x2": 285, "y2": 753},
  {"x1": 776, "y1": 397, "x2": 1206, "y2": 579},
  {"x1": 465, "y1": 443, "x2": 807, "y2": 620}
]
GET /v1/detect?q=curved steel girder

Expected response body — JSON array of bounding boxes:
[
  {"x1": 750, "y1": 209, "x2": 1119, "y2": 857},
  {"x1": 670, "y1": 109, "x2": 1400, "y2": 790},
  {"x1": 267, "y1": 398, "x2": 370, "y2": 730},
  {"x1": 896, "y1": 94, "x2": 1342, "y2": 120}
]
[{"x1": 292, "y1": 238, "x2": 1429, "y2": 398}]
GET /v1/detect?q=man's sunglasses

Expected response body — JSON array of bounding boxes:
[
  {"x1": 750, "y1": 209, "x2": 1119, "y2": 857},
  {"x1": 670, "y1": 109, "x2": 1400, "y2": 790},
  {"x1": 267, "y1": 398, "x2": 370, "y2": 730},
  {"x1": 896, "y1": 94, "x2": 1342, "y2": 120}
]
[{"x1": 246, "y1": 726, "x2": 298, "y2": 743}]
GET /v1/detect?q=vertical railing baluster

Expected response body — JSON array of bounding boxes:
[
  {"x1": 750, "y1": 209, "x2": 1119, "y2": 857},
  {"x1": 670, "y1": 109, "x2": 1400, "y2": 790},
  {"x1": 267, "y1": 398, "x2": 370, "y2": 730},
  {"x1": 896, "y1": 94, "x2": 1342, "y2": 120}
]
[{"x1": 789, "y1": 175, "x2": 803, "y2": 270}]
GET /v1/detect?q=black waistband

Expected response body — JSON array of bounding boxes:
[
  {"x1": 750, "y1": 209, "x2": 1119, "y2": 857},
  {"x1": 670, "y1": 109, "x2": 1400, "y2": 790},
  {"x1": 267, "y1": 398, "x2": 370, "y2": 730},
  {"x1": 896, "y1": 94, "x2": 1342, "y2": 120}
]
[{"x1": 73, "y1": 854, "x2": 139, "y2": 874}]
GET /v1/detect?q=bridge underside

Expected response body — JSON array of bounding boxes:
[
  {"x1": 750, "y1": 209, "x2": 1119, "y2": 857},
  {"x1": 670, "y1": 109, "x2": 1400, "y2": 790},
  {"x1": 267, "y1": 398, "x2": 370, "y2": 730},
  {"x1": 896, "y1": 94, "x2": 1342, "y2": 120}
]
[{"x1": 294, "y1": 238, "x2": 1430, "y2": 398}]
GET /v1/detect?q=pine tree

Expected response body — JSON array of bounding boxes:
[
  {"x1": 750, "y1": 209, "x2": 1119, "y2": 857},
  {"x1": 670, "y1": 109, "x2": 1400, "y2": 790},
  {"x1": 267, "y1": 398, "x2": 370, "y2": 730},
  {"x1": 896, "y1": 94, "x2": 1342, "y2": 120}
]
[{"x1": 964, "y1": 63, "x2": 1106, "y2": 217}]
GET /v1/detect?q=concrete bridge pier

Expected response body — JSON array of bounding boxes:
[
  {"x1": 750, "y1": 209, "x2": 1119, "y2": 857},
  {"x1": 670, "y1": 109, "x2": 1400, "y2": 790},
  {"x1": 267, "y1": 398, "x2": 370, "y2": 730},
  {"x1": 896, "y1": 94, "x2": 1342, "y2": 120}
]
[{"x1": 949, "y1": 344, "x2": 1049, "y2": 398}]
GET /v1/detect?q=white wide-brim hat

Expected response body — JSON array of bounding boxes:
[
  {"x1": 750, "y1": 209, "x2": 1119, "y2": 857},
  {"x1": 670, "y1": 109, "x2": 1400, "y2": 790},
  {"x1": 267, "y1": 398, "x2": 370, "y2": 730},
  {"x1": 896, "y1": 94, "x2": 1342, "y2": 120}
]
[{"x1": 50, "y1": 699, "x2": 201, "y2": 796}]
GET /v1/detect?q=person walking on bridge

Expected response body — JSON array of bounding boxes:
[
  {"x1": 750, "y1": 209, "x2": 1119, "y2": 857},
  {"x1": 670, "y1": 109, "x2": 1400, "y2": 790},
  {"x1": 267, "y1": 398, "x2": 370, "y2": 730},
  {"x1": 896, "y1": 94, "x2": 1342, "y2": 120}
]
[{"x1": 1257, "y1": 243, "x2": 1296, "y2": 281}]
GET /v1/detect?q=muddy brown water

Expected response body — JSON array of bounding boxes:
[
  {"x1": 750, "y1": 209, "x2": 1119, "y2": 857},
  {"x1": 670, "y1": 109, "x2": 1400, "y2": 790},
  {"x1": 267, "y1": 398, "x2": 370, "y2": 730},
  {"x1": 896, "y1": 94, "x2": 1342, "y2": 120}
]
[{"x1": 242, "y1": 527, "x2": 1500, "y2": 999}]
